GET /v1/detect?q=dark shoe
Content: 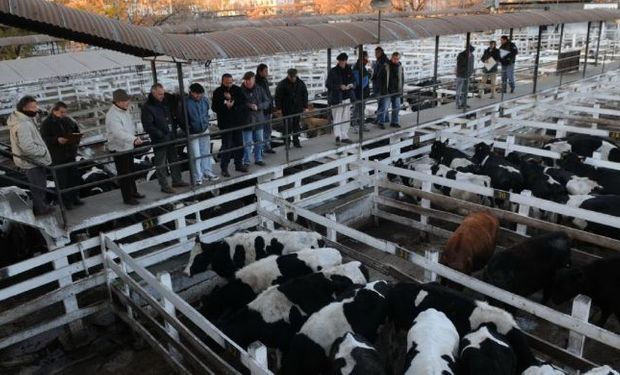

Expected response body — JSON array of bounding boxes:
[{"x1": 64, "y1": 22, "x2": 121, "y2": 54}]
[
  {"x1": 341, "y1": 138, "x2": 353, "y2": 144},
  {"x1": 265, "y1": 149, "x2": 276, "y2": 154},
  {"x1": 124, "y1": 199, "x2": 140, "y2": 206},
  {"x1": 72, "y1": 199, "x2": 85, "y2": 206},
  {"x1": 172, "y1": 181, "x2": 189, "y2": 188},
  {"x1": 132, "y1": 192, "x2": 146, "y2": 199},
  {"x1": 378, "y1": 123, "x2": 386, "y2": 130},
  {"x1": 222, "y1": 170, "x2": 230, "y2": 177},
  {"x1": 34, "y1": 206, "x2": 55, "y2": 216},
  {"x1": 390, "y1": 123, "x2": 401, "y2": 128},
  {"x1": 235, "y1": 165, "x2": 249, "y2": 173},
  {"x1": 293, "y1": 143, "x2": 302, "y2": 148},
  {"x1": 161, "y1": 186, "x2": 176, "y2": 194},
  {"x1": 255, "y1": 161, "x2": 266, "y2": 166},
  {"x1": 510, "y1": 87, "x2": 515, "y2": 93},
  {"x1": 335, "y1": 137, "x2": 341, "y2": 145}
]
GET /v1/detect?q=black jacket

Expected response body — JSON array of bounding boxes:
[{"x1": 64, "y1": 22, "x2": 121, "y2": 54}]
[
  {"x1": 212, "y1": 84, "x2": 247, "y2": 130},
  {"x1": 456, "y1": 50, "x2": 474, "y2": 78},
  {"x1": 377, "y1": 62, "x2": 404, "y2": 95},
  {"x1": 353, "y1": 62, "x2": 371, "y2": 100},
  {"x1": 255, "y1": 75, "x2": 273, "y2": 116},
  {"x1": 371, "y1": 54, "x2": 389, "y2": 93},
  {"x1": 141, "y1": 94, "x2": 175, "y2": 144},
  {"x1": 481, "y1": 47, "x2": 501, "y2": 73},
  {"x1": 326, "y1": 65, "x2": 356, "y2": 105},
  {"x1": 40, "y1": 114, "x2": 79, "y2": 164},
  {"x1": 275, "y1": 77, "x2": 309, "y2": 115},
  {"x1": 499, "y1": 42, "x2": 518, "y2": 66}
]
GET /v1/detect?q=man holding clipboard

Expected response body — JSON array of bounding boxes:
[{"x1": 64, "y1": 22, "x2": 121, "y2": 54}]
[
  {"x1": 40, "y1": 101, "x2": 85, "y2": 210},
  {"x1": 481, "y1": 41, "x2": 500, "y2": 99}
]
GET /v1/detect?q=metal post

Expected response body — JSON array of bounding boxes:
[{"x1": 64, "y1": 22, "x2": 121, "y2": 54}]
[
  {"x1": 583, "y1": 21, "x2": 591, "y2": 78},
  {"x1": 151, "y1": 60, "x2": 158, "y2": 84},
  {"x1": 378, "y1": 10, "x2": 382, "y2": 43},
  {"x1": 433, "y1": 35, "x2": 439, "y2": 82},
  {"x1": 327, "y1": 48, "x2": 331, "y2": 76},
  {"x1": 558, "y1": 23, "x2": 565, "y2": 57},
  {"x1": 594, "y1": 21, "x2": 603, "y2": 66},
  {"x1": 532, "y1": 26, "x2": 543, "y2": 94},
  {"x1": 176, "y1": 62, "x2": 195, "y2": 186},
  {"x1": 509, "y1": 28, "x2": 513, "y2": 41},
  {"x1": 463, "y1": 32, "x2": 471, "y2": 111},
  {"x1": 50, "y1": 167, "x2": 67, "y2": 228},
  {"x1": 357, "y1": 44, "x2": 364, "y2": 148}
]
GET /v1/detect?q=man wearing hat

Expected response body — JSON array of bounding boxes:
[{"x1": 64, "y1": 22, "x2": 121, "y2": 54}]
[
  {"x1": 105, "y1": 89, "x2": 144, "y2": 205},
  {"x1": 326, "y1": 52, "x2": 356, "y2": 145},
  {"x1": 455, "y1": 45, "x2": 475, "y2": 110},
  {"x1": 274, "y1": 68, "x2": 309, "y2": 148}
]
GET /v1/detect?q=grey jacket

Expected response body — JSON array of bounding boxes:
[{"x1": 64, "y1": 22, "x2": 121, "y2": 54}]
[
  {"x1": 8, "y1": 111, "x2": 51, "y2": 169},
  {"x1": 240, "y1": 84, "x2": 270, "y2": 129},
  {"x1": 105, "y1": 104, "x2": 137, "y2": 152}
]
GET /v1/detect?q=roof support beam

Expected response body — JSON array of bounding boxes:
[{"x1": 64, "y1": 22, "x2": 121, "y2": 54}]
[
  {"x1": 176, "y1": 62, "x2": 195, "y2": 186},
  {"x1": 151, "y1": 60, "x2": 158, "y2": 84},
  {"x1": 583, "y1": 21, "x2": 592, "y2": 78},
  {"x1": 533, "y1": 25, "x2": 543, "y2": 94},
  {"x1": 594, "y1": 20, "x2": 603, "y2": 66},
  {"x1": 463, "y1": 32, "x2": 471, "y2": 111}
]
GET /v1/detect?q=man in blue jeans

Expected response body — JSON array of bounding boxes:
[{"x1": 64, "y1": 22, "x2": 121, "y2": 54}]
[
  {"x1": 499, "y1": 35, "x2": 518, "y2": 94},
  {"x1": 240, "y1": 71, "x2": 270, "y2": 166},
  {"x1": 183, "y1": 83, "x2": 218, "y2": 185},
  {"x1": 372, "y1": 47, "x2": 389, "y2": 129},
  {"x1": 376, "y1": 52, "x2": 405, "y2": 128},
  {"x1": 455, "y1": 45, "x2": 475, "y2": 110}
]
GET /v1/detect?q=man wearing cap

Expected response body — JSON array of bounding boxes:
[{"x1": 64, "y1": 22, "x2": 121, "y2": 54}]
[
  {"x1": 141, "y1": 83, "x2": 189, "y2": 194},
  {"x1": 326, "y1": 52, "x2": 356, "y2": 145},
  {"x1": 105, "y1": 89, "x2": 144, "y2": 205},
  {"x1": 275, "y1": 68, "x2": 309, "y2": 148},
  {"x1": 455, "y1": 45, "x2": 475, "y2": 110}
]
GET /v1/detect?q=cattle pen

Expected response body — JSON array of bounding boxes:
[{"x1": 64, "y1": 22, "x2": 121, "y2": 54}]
[{"x1": 1, "y1": 69, "x2": 620, "y2": 373}]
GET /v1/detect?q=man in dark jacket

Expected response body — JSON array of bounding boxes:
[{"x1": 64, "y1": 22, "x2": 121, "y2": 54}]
[
  {"x1": 372, "y1": 47, "x2": 389, "y2": 127},
  {"x1": 326, "y1": 52, "x2": 356, "y2": 144},
  {"x1": 240, "y1": 71, "x2": 270, "y2": 166},
  {"x1": 141, "y1": 83, "x2": 189, "y2": 194},
  {"x1": 40, "y1": 101, "x2": 84, "y2": 209},
  {"x1": 376, "y1": 52, "x2": 404, "y2": 128},
  {"x1": 481, "y1": 40, "x2": 500, "y2": 99},
  {"x1": 499, "y1": 35, "x2": 518, "y2": 94},
  {"x1": 455, "y1": 45, "x2": 475, "y2": 109},
  {"x1": 212, "y1": 74, "x2": 248, "y2": 177},
  {"x1": 275, "y1": 68, "x2": 308, "y2": 148},
  {"x1": 256, "y1": 64, "x2": 275, "y2": 154},
  {"x1": 352, "y1": 51, "x2": 371, "y2": 133}
]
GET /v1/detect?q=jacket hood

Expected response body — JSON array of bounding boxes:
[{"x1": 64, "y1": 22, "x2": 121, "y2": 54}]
[{"x1": 7, "y1": 111, "x2": 32, "y2": 130}]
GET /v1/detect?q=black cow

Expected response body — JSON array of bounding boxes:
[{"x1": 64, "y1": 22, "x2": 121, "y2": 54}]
[
  {"x1": 564, "y1": 195, "x2": 620, "y2": 240},
  {"x1": 386, "y1": 283, "x2": 538, "y2": 373},
  {"x1": 552, "y1": 256, "x2": 620, "y2": 327},
  {"x1": 429, "y1": 140, "x2": 474, "y2": 170},
  {"x1": 459, "y1": 325, "x2": 517, "y2": 375},
  {"x1": 79, "y1": 165, "x2": 116, "y2": 197},
  {"x1": 199, "y1": 248, "x2": 341, "y2": 321},
  {"x1": 483, "y1": 232, "x2": 571, "y2": 303},
  {"x1": 471, "y1": 143, "x2": 524, "y2": 204},
  {"x1": 544, "y1": 134, "x2": 620, "y2": 163},
  {"x1": 281, "y1": 281, "x2": 390, "y2": 375},
  {"x1": 543, "y1": 167, "x2": 602, "y2": 196},
  {"x1": 219, "y1": 262, "x2": 368, "y2": 350},
  {"x1": 508, "y1": 156, "x2": 568, "y2": 203},
  {"x1": 558, "y1": 152, "x2": 620, "y2": 195},
  {"x1": 328, "y1": 332, "x2": 385, "y2": 375}
]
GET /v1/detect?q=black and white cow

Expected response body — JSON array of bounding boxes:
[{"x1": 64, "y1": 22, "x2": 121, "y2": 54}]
[
  {"x1": 471, "y1": 143, "x2": 524, "y2": 200},
  {"x1": 564, "y1": 195, "x2": 620, "y2": 240},
  {"x1": 430, "y1": 163, "x2": 492, "y2": 205},
  {"x1": 219, "y1": 261, "x2": 369, "y2": 350},
  {"x1": 328, "y1": 332, "x2": 385, "y2": 375},
  {"x1": 185, "y1": 231, "x2": 323, "y2": 277},
  {"x1": 429, "y1": 140, "x2": 474, "y2": 170},
  {"x1": 483, "y1": 232, "x2": 571, "y2": 303},
  {"x1": 386, "y1": 283, "x2": 538, "y2": 373},
  {"x1": 80, "y1": 166, "x2": 116, "y2": 197},
  {"x1": 459, "y1": 325, "x2": 516, "y2": 375},
  {"x1": 558, "y1": 152, "x2": 620, "y2": 195},
  {"x1": 544, "y1": 134, "x2": 620, "y2": 163},
  {"x1": 583, "y1": 366, "x2": 620, "y2": 375},
  {"x1": 521, "y1": 364, "x2": 567, "y2": 375},
  {"x1": 552, "y1": 256, "x2": 620, "y2": 327},
  {"x1": 200, "y1": 248, "x2": 342, "y2": 321},
  {"x1": 281, "y1": 281, "x2": 391, "y2": 375},
  {"x1": 543, "y1": 167, "x2": 602, "y2": 196},
  {"x1": 404, "y1": 308, "x2": 459, "y2": 375},
  {"x1": 512, "y1": 158, "x2": 568, "y2": 203}
]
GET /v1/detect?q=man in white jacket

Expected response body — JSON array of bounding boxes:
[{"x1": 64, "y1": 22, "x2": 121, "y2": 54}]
[
  {"x1": 105, "y1": 89, "x2": 144, "y2": 205},
  {"x1": 8, "y1": 96, "x2": 54, "y2": 216}
]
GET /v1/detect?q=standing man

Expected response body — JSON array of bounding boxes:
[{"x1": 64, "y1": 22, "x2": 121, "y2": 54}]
[
  {"x1": 372, "y1": 47, "x2": 389, "y2": 128},
  {"x1": 240, "y1": 71, "x2": 269, "y2": 167},
  {"x1": 141, "y1": 83, "x2": 189, "y2": 194},
  {"x1": 377, "y1": 52, "x2": 405, "y2": 128},
  {"x1": 499, "y1": 35, "x2": 518, "y2": 94},
  {"x1": 352, "y1": 50, "x2": 371, "y2": 133},
  {"x1": 481, "y1": 41, "x2": 500, "y2": 99},
  {"x1": 256, "y1": 64, "x2": 275, "y2": 154},
  {"x1": 212, "y1": 74, "x2": 248, "y2": 177},
  {"x1": 8, "y1": 96, "x2": 54, "y2": 216},
  {"x1": 326, "y1": 52, "x2": 356, "y2": 145},
  {"x1": 455, "y1": 45, "x2": 475, "y2": 110},
  {"x1": 275, "y1": 68, "x2": 308, "y2": 149},
  {"x1": 40, "y1": 101, "x2": 84, "y2": 209},
  {"x1": 183, "y1": 83, "x2": 218, "y2": 185},
  {"x1": 105, "y1": 89, "x2": 144, "y2": 205}
]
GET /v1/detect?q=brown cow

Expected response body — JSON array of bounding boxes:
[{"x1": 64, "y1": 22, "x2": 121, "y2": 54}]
[{"x1": 440, "y1": 211, "x2": 500, "y2": 275}]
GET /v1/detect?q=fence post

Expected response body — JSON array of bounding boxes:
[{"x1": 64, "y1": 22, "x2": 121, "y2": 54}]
[
  {"x1": 248, "y1": 341, "x2": 268, "y2": 370},
  {"x1": 53, "y1": 256, "x2": 84, "y2": 336},
  {"x1": 566, "y1": 294, "x2": 592, "y2": 358},
  {"x1": 420, "y1": 171, "x2": 432, "y2": 226},
  {"x1": 516, "y1": 190, "x2": 532, "y2": 235},
  {"x1": 326, "y1": 212, "x2": 337, "y2": 242},
  {"x1": 373, "y1": 168, "x2": 380, "y2": 226},
  {"x1": 504, "y1": 135, "x2": 515, "y2": 157},
  {"x1": 158, "y1": 272, "x2": 182, "y2": 363},
  {"x1": 423, "y1": 249, "x2": 439, "y2": 282}
]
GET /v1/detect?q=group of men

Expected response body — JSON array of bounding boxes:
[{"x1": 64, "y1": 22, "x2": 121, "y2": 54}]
[
  {"x1": 326, "y1": 48, "x2": 406, "y2": 144},
  {"x1": 455, "y1": 35, "x2": 519, "y2": 109}
]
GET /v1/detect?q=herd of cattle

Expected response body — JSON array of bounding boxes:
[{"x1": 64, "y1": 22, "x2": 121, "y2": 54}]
[
  {"x1": 391, "y1": 133, "x2": 620, "y2": 240},
  {"x1": 183, "y1": 230, "x2": 618, "y2": 375}
]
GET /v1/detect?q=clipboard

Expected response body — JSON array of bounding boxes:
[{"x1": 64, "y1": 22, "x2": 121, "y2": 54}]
[
  {"x1": 499, "y1": 49, "x2": 510, "y2": 58},
  {"x1": 65, "y1": 133, "x2": 83, "y2": 145},
  {"x1": 483, "y1": 57, "x2": 497, "y2": 71}
]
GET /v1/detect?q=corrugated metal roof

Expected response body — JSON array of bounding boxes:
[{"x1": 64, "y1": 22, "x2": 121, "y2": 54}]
[
  {"x1": 0, "y1": 0, "x2": 619, "y2": 62},
  {"x1": 0, "y1": 49, "x2": 144, "y2": 85}
]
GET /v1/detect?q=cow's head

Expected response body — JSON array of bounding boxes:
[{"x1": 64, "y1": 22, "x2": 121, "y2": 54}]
[
  {"x1": 551, "y1": 267, "x2": 583, "y2": 304},
  {"x1": 557, "y1": 152, "x2": 584, "y2": 170},
  {"x1": 429, "y1": 140, "x2": 448, "y2": 161},
  {"x1": 472, "y1": 142, "x2": 492, "y2": 164}
]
